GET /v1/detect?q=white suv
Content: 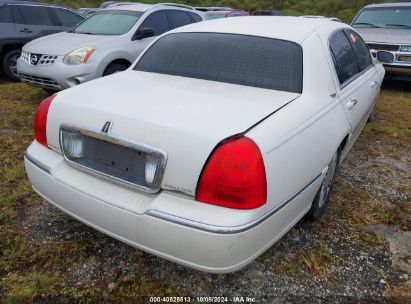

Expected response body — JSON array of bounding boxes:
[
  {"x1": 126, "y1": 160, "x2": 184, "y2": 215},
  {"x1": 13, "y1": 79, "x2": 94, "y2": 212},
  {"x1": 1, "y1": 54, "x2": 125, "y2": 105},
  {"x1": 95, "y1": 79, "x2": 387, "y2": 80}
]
[{"x1": 17, "y1": 3, "x2": 204, "y2": 91}]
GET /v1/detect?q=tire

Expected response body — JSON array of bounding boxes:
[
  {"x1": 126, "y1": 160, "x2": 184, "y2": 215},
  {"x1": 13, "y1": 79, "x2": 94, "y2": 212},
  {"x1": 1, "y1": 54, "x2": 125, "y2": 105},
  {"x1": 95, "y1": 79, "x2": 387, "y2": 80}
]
[
  {"x1": 103, "y1": 62, "x2": 128, "y2": 76},
  {"x1": 308, "y1": 147, "x2": 341, "y2": 220},
  {"x1": 2, "y1": 49, "x2": 21, "y2": 81}
]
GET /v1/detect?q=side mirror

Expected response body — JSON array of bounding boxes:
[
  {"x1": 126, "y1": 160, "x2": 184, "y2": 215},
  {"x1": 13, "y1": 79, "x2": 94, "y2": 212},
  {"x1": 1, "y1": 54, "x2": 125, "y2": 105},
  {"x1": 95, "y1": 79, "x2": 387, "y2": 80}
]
[
  {"x1": 133, "y1": 28, "x2": 154, "y2": 40},
  {"x1": 376, "y1": 51, "x2": 394, "y2": 64}
]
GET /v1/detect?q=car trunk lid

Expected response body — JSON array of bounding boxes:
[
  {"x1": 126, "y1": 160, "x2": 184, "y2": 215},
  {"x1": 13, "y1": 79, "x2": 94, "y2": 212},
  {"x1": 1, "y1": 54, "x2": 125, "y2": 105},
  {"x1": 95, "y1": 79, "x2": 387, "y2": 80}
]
[{"x1": 46, "y1": 70, "x2": 300, "y2": 196}]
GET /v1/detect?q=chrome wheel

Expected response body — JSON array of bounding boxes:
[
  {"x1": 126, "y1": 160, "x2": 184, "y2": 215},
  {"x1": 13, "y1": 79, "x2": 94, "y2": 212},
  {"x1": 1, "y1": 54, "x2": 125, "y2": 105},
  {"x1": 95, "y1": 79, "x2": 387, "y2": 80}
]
[
  {"x1": 8, "y1": 54, "x2": 19, "y2": 78},
  {"x1": 318, "y1": 152, "x2": 338, "y2": 208},
  {"x1": 308, "y1": 147, "x2": 341, "y2": 220}
]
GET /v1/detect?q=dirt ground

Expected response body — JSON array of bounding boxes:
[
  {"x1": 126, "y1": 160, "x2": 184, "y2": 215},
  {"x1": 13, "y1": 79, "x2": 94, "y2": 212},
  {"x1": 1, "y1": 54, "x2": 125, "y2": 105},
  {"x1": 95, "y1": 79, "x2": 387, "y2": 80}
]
[{"x1": 0, "y1": 79, "x2": 410, "y2": 303}]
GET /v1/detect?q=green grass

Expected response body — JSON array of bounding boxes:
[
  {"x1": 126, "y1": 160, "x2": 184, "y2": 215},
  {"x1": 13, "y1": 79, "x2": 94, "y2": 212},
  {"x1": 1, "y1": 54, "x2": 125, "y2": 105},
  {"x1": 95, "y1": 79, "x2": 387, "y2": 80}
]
[{"x1": 279, "y1": 244, "x2": 337, "y2": 277}]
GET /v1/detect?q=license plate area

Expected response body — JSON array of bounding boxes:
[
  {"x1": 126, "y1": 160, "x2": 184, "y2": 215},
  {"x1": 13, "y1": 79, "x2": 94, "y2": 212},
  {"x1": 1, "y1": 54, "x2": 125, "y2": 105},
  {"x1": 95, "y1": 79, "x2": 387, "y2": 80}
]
[{"x1": 59, "y1": 126, "x2": 167, "y2": 193}]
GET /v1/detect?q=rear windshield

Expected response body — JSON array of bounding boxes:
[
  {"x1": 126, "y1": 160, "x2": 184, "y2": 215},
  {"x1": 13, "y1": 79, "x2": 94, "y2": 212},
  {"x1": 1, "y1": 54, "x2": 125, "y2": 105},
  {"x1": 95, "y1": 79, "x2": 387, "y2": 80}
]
[
  {"x1": 74, "y1": 10, "x2": 143, "y2": 35},
  {"x1": 134, "y1": 33, "x2": 303, "y2": 93}
]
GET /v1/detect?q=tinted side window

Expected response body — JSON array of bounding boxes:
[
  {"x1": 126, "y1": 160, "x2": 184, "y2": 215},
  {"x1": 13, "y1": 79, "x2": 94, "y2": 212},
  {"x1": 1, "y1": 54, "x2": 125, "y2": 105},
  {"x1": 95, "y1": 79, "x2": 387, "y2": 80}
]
[
  {"x1": 13, "y1": 5, "x2": 25, "y2": 24},
  {"x1": 347, "y1": 30, "x2": 372, "y2": 72},
  {"x1": 139, "y1": 11, "x2": 169, "y2": 36},
  {"x1": 189, "y1": 12, "x2": 202, "y2": 23},
  {"x1": 168, "y1": 11, "x2": 192, "y2": 29},
  {"x1": 54, "y1": 8, "x2": 84, "y2": 27},
  {"x1": 329, "y1": 30, "x2": 360, "y2": 84},
  {"x1": 0, "y1": 5, "x2": 12, "y2": 23},
  {"x1": 16, "y1": 5, "x2": 55, "y2": 26}
]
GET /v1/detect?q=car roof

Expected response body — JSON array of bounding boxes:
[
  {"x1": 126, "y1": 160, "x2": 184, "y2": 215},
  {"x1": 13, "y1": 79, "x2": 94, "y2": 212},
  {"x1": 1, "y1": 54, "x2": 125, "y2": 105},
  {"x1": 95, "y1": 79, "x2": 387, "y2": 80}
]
[
  {"x1": 195, "y1": 6, "x2": 232, "y2": 11},
  {"x1": 107, "y1": 3, "x2": 199, "y2": 13},
  {"x1": 301, "y1": 15, "x2": 342, "y2": 22},
  {"x1": 365, "y1": 2, "x2": 411, "y2": 8},
  {"x1": 107, "y1": 3, "x2": 154, "y2": 12},
  {"x1": 206, "y1": 10, "x2": 244, "y2": 14},
  {"x1": 170, "y1": 16, "x2": 345, "y2": 43}
]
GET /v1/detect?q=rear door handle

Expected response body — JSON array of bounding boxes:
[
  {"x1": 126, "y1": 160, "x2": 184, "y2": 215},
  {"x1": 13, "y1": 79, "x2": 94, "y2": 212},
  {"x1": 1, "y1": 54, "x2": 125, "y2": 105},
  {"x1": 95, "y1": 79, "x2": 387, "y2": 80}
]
[
  {"x1": 371, "y1": 80, "x2": 378, "y2": 88},
  {"x1": 346, "y1": 99, "x2": 358, "y2": 110},
  {"x1": 20, "y1": 28, "x2": 32, "y2": 33}
]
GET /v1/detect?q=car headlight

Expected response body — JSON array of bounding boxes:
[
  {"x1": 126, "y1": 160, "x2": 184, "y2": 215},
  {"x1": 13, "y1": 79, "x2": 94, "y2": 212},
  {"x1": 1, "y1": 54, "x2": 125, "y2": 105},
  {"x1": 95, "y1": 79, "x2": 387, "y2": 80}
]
[
  {"x1": 400, "y1": 45, "x2": 411, "y2": 52},
  {"x1": 63, "y1": 46, "x2": 96, "y2": 65}
]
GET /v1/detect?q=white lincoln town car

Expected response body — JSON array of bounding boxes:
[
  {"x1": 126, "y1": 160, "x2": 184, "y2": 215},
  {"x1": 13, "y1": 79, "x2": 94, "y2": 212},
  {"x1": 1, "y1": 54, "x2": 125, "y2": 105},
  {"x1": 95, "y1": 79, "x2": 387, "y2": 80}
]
[{"x1": 24, "y1": 17, "x2": 384, "y2": 273}]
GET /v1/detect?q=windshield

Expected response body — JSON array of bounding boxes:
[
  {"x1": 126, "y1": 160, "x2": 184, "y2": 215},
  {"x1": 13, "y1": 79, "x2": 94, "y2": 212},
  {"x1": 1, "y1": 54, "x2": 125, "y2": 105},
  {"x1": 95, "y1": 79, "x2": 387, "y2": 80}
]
[
  {"x1": 73, "y1": 10, "x2": 143, "y2": 35},
  {"x1": 353, "y1": 7, "x2": 411, "y2": 28},
  {"x1": 134, "y1": 33, "x2": 303, "y2": 93}
]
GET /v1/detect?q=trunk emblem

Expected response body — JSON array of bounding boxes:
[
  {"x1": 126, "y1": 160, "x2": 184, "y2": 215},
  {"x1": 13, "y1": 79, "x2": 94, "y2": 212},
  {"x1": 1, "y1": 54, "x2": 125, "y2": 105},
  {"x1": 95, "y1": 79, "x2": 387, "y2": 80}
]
[{"x1": 101, "y1": 121, "x2": 113, "y2": 134}]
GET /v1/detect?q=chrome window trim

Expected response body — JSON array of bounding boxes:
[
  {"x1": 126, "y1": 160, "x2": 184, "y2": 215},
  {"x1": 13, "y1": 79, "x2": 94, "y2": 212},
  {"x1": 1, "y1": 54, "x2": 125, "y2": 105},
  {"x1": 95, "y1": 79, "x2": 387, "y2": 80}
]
[
  {"x1": 59, "y1": 125, "x2": 168, "y2": 194},
  {"x1": 25, "y1": 153, "x2": 51, "y2": 174},
  {"x1": 146, "y1": 172, "x2": 322, "y2": 234}
]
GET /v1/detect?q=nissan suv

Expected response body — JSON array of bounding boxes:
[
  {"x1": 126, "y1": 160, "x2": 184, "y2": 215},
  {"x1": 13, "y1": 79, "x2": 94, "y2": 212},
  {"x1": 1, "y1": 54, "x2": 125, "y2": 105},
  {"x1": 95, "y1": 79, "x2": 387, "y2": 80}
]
[
  {"x1": 16, "y1": 3, "x2": 204, "y2": 91},
  {"x1": 352, "y1": 3, "x2": 411, "y2": 80},
  {"x1": 0, "y1": 0, "x2": 84, "y2": 80}
]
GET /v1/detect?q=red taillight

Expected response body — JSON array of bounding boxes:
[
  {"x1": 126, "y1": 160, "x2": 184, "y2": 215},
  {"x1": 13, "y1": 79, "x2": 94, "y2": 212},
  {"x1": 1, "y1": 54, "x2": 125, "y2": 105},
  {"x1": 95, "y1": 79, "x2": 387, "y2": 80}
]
[
  {"x1": 196, "y1": 136, "x2": 267, "y2": 209},
  {"x1": 34, "y1": 95, "x2": 55, "y2": 147}
]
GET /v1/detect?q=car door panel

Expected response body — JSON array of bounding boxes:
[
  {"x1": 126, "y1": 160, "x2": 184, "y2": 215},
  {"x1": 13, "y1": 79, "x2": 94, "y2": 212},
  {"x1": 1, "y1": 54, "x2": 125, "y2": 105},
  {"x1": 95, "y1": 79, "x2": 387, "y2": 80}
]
[
  {"x1": 339, "y1": 67, "x2": 377, "y2": 134},
  {"x1": 167, "y1": 10, "x2": 192, "y2": 29}
]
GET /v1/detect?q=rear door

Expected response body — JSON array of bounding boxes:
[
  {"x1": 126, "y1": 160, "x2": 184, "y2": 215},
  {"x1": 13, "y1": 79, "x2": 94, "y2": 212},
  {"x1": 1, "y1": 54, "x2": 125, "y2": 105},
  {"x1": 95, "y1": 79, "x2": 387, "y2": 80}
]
[
  {"x1": 347, "y1": 30, "x2": 381, "y2": 105},
  {"x1": 167, "y1": 10, "x2": 193, "y2": 30},
  {"x1": 329, "y1": 29, "x2": 378, "y2": 134},
  {"x1": 12, "y1": 4, "x2": 60, "y2": 41},
  {"x1": 188, "y1": 12, "x2": 203, "y2": 23}
]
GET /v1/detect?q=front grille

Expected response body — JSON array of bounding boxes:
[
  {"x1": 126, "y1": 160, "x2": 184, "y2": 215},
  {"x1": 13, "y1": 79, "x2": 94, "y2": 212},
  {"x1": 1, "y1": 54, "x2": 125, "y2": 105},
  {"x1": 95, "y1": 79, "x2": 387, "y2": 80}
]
[
  {"x1": 377, "y1": 51, "x2": 395, "y2": 64},
  {"x1": 367, "y1": 43, "x2": 399, "y2": 52},
  {"x1": 20, "y1": 51, "x2": 58, "y2": 66},
  {"x1": 60, "y1": 127, "x2": 167, "y2": 193},
  {"x1": 19, "y1": 73, "x2": 59, "y2": 89},
  {"x1": 38, "y1": 55, "x2": 58, "y2": 65}
]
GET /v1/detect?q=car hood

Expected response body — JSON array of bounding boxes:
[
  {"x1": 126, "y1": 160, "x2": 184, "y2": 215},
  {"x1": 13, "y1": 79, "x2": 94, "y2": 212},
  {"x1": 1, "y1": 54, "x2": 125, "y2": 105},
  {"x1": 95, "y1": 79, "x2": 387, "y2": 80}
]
[
  {"x1": 23, "y1": 32, "x2": 120, "y2": 56},
  {"x1": 46, "y1": 71, "x2": 300, "y2": 195},
  {"x1": 355, "y1": 27, "x2": 411, "y2": 44}
]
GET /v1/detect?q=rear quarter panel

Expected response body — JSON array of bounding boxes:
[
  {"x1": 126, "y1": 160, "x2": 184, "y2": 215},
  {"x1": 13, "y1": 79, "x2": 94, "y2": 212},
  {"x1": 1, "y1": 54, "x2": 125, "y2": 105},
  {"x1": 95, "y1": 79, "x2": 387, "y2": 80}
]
[{"x1": 247, "y1": 32, "x2": 351, "y2": 212}]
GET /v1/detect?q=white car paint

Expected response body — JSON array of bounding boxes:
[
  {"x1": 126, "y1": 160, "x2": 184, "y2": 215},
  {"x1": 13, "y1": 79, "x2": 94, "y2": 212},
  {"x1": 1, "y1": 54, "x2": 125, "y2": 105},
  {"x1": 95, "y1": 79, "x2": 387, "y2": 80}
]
[{"x1": 24, "y1": 17, "x2": 384, "y2": 273}]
